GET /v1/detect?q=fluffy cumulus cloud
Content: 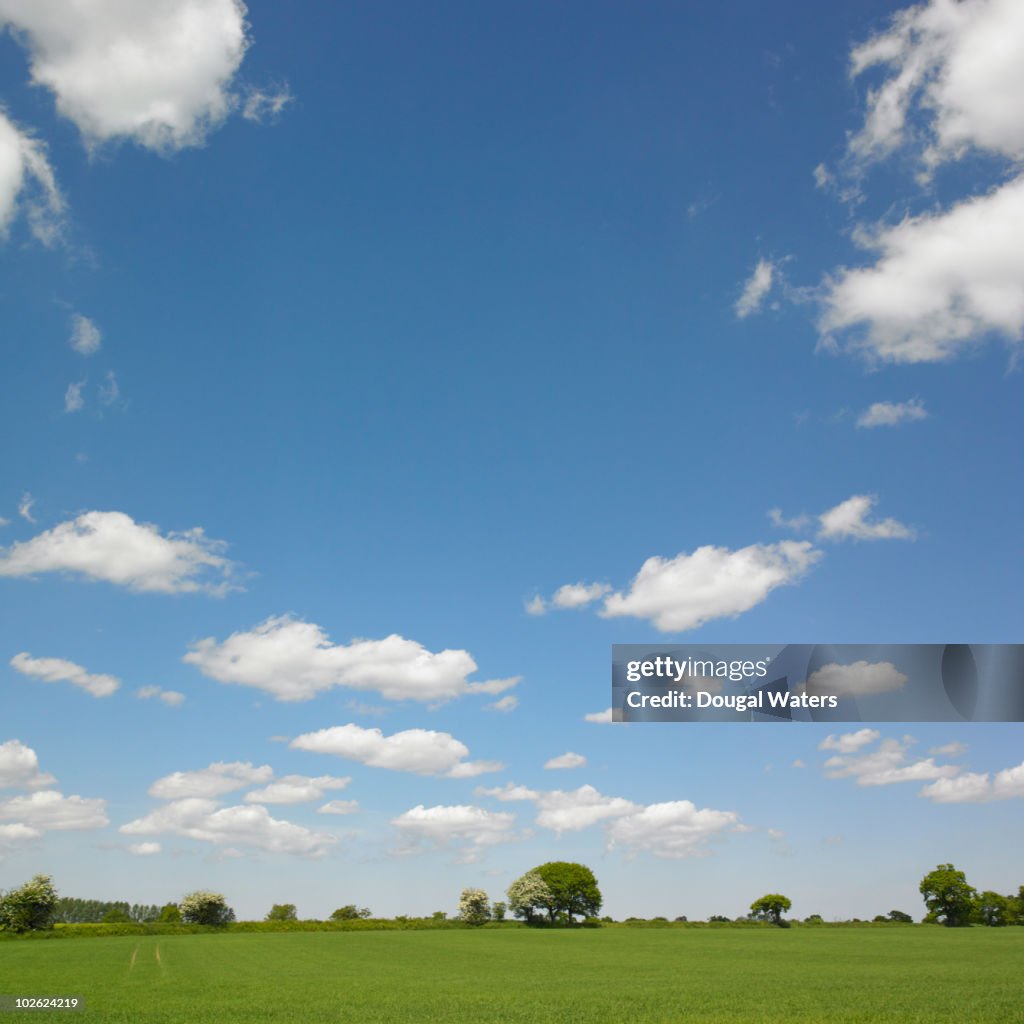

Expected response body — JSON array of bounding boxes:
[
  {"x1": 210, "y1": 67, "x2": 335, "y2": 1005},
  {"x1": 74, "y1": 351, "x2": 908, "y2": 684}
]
[
  {"x1": 0, "y1": 822, "x2": 42, "y2": 848},
  {"x1": 856, "y1": 399, "x2": 928, "y2": 429},
  {"x1": 920, "y1": 761, "x2": 1024, "y2": 803},
  {"x1": 148, "y1": 761, "x2": 273, "y2": 800},
  {"x1": 10, "y1": 653, "x2": 120, "y2": 698},
  {"x1": 185, "y1": 615, "x2": 518, "y2": 703},
  {"x1": 818, "y1": 495, "x2": 914, "y2": 541},
  {"x1": 390, "y1": 804, "x2": 519, "y2": 862},
  {"x1": 846, "y1": 0, "x2": 1024, "y2": 170},
  {"x1": 819, "y1": 728, "x2": 881, "y2": 754},
  {"x1": 607, "y1": 800, "x2": 739, "y2": 859},
  {"x1": 317, "y1": 799, "x2": 358, "y2": 816},
  {"x1": 120, "y1": 798, "x2": 335, "y2": 856},
  {"x1": 0, "y1": 0, "x2": 252, "y2": 152},
  {"x1": 0, "y1": 110, "x2": 64, "y2": 245},
  {"x1": 0, "y1": 739, "x2": 57, "y2": 789},
  {"x1": 822, "y1": 733, "x2": 960, "y2": 787},
  {"x1": 805, "y1": 661, "x2": 908, "y2": 698},
  {"x1": 527, "y1": 583, "x2": 612, "y2": 615},
  {"x1": 0, "y1": 790, "x2": 108, "y2": 830},
  {"x1": 544, "y1": 752, "x2": 587, "y2": 771},
  {"x1": 128, "y1": 842, "x2": 161, "y2": 856},
  {"x1": 290, "y1": 723, "x2": 501, "y2": 778},
  {"x1": 0, "y1": 511, "x2": 238, "y2": 594},
  {"x1": 735, "y1": 258, "x2": 776, "y2": 318},
  {"x1": 597, "y1": 541, "x2": 820, "y2": 633},
  {"x1": 243, "y1": 774, "x2": 351, "y2": 805},
  {"x1": 820, "y1": 178, "x2": 1024, "y2": 363},
  {"x1": 136, "y1": 685, "x2": 185, "y2": 708}
]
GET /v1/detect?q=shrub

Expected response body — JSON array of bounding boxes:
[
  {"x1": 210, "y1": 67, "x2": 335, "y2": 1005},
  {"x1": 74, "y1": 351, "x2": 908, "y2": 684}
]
[{"x1": 0, "y1": 875, "x2": 59, "y2": 933}]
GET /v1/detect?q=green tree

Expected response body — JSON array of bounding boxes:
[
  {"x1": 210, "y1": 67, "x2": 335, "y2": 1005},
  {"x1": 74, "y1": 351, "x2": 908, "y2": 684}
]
[
  {"x1": 101, "y1": 908, "x2": 131, "y2": 923},
  {"x1": 266, "y1": 903, "x2": 298, "y2": 922},
  {"x1": 179, "y1": 891, "x2": 234, "y2": 926},
  {"x1": 330, "y1": 905, "x2": 371, "y2": 921},
  {"x1": 531, "y1": 862, "x2": 602, "y2": 923},
  {"x1": 158, "y1": 903, "x2": 182, "y2": 923},
  {"x1": 749, "y1": 894, "x2": 792, "y2": 926},
  {"x1": 491, "y1": 901, "x2": 507, "y2": 922},
  {"x1": 887, "y1": 910, "x2": 913, "y2": 923},
  {"x1": 919, "y1": 864, "x2": 976, "y2": 927},
  {"x1": 974, "y1": 891, "x2": 1010, "y2": 927},
  {"x1": 458, "y1": 888, "x2": 490, "y2": 926},
  {"x1": 0, "y1": 875, "x2": 59, "y2": 933}
]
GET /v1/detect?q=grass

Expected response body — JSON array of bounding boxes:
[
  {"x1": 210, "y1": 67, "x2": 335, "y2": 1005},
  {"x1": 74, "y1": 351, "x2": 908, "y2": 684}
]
[{"x1": 1, "y1": 927, "x2": 1020, "y2": 1022}]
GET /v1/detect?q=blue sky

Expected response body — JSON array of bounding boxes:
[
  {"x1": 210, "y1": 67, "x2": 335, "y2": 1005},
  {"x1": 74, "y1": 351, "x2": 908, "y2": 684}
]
[{"x1": 0, "y1": 0, "x2": 1022, "y2": 922}]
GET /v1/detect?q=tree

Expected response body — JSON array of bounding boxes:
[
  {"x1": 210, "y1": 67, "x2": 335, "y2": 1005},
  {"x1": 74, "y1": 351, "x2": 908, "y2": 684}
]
[
  {"x1": 0, "y1": 875, "x2": 59, "y2": 933},
  {"x1": 887, "y1": 910, "x2": 913, "y2": 923},
  {"x1": 491, "y1": 901, "x2": 506, "y2": 922},
  {"x1": 266, "y1": 903, "x2": 298, "y2": 922},
  {"x1": 330, "y1": 905, "x2": 371, "y2": 921},
  {"x1": 507, "y1": 871, "x2": 552, "y2": 925},
  {"x1": 749, "y1": 894, "x2": 792, "y2": 926},
  {"x1": 102, "y1": 908, "x2": 132, "y2": 923},
  {"x1": 458, "y1": 888, "x2": 490, "y2": 926},
  {"x1": 919, "y1": 864, "x2": 976, "y2": 927},
  {"x1": 158, "y1": 903, "x2": 182, "y2": 923},
  {"x1": 974, "y1": 891, "x2": 1010, "y2": 927},
  {"x1": 533, "y1": 862, "x2": 602, "y2": 923},
  {"x1": 179, "y1": 891, "x2": 234, "y2": 926}
]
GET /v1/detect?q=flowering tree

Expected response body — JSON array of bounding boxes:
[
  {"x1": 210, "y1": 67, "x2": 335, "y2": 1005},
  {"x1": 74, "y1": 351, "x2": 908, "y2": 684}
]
[
  {"x1": 506, "y1": 871, "x2": 552, "y2": 924},
  {"x1": 458, "y1": 888, "x2": 490, "y2": 926},
  {"x1": 0, "y1": 874, "x2": 58, "y2": 933},
  {"x1": 179, "y1": 890, "x2": 234, "y2": 926}
]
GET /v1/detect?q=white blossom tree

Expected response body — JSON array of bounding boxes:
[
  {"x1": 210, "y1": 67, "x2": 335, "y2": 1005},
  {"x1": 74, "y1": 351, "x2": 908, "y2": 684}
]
[
  {"x1": 506, "y1": 871, "x2": 552, "y2": 925},
  {"x1": 458, "y1": 888, "x2": 490, "y2": 926}
]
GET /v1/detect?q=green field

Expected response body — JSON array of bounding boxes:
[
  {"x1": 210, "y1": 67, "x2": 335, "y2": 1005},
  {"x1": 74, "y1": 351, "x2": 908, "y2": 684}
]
[{"x1": 1, "y1": 928, "x2": 1020, "y2": 1023}]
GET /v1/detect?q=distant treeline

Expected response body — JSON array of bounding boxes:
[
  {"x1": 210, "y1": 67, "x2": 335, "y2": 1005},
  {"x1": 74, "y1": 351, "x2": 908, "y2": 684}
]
[{"x1": 53, "y1": 899, "x2": 162, "y2": 924}]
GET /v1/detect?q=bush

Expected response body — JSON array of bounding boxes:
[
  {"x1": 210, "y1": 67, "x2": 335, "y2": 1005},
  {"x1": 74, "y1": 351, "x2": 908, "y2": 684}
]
[
  {"x1": 266, "y1": 904, "x2": 298, "y2": 922},
  {"x1": 330, "y1": 905, "x2": 371, "y2": 921},
  {"x1": 179, "y1": 891, "x2": 234, "y2": 926},
  {"x1": 0, "y1": 875, "x2": 59, "y2": 933},
  {"x1": 458, "y1": 888, "x2": 490, "y2": 926}
]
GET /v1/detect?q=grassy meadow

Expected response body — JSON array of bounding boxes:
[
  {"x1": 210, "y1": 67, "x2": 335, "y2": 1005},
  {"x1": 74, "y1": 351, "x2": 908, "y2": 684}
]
[{"x1": 1, "y1": 927, "x2": 1021, "y2": 1023}]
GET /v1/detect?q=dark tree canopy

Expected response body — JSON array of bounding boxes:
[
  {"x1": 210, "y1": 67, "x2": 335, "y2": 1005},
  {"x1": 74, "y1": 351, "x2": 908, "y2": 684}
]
[
  {"x1": 919, "y1": 864, "x2": 976, "y2": 927},
  {"x1": 266, "y1": 903, "x2": 298, "y2": 922},
  {"x1": 749, "y1": 894, "x2": 792, "y2": 926},
  {"x1": 533, "y1": 862, "x2": 602, "y2": 923}
]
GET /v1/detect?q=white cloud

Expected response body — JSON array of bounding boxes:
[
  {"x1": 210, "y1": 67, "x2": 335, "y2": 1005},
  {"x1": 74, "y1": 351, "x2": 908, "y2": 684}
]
[
  {"x1": 767, "y1": 508, "x2": 811, "y2": 531},
  {"x1": 17, "y1": 493, "x2": 35, "y2": 523},
  {"x1": 128, "y1": 841, "x2": 161, "y2": 856},
  {"x1": 735, "y1": 258, "x2": 775, "y2": 318},
  {"x1": 818, "y1": 495, "x2": 914, "y2": 541},
  {"x1": 929, "y1": 741, "x2": 967, "y2": 757},
  {"x1": 185, "y1": 615, "x2": 517, "y2": 702},
  {"x1": 241, "y1": 84, "x2": 292, "y2": 123},
  {"x1": 607, "y1": 800, "x2": 739, "y2": 859},
  {"x1": 920, "y1": 760, "x2": 1024, "y2": 803},
  {"x1": 767, "y1": 828, "x2": 786, "y2": 842},
  {"x1": 243, "y1": 774, "x2": 351, "y2": 805},
  {"x1": 69, "y1": 314, "x2": 101, "y2": 355},
  {"x1": 0, "y1": 110, "x2": 65, "y2": 245},
  {"x1": 533, "y1": 785, "x2": 639, "y2": 834},
  {"x1": 0, "y1": 739, "x2": 57, "y2": 789},
  {"x1": 544, "y1": 752, "x2": 587, "y2": 771},
  {"x1": 820, "y1": 176, "x2": 1024, "y2": 363},
  {"x1": 0, "y1": 510, "x2": 238, "y2": 594},
  {"x1": 0, "y1": 0, "x2": 251, "y2": 152},
  {"x1": 290, "y1": 723, "x2": 501, "y2": 778},
  {"x1": 474, "y1": 783, "x2": 540, "y2": 802},
  {"x1": 791, "y1": 759, "x2": 806, "y2": 769},
  {"x1": 391, "y1": 804, "x2": 519, "y2": 862},
  {"x1": 120, "y1": 797, "x2": 335, "y2": 856},
  {"x1": 148, "y1": 761, "x2": 273, "y2": 800},
  {"x1": 583, "y1": 708, "x2": 613, "y2": 724},
  {"x1": 64, "y1": 380, "x2": 85, "y2": 413},
  {"x1": 551, "y1": 582, "x2": 611, "y2": 610},
  {"x1": 806, "y1": 661, "x2": 908, "y2": 697},
  {"x1": 99, "y1": 370, "x2": 120, "y2": 407},
  {"x1": 487, "y1": 695, "x2": 518, "y2": 713},
  {"x1": 10, "y1": 652, "x2": 120, "y2": 698},
  {"x1": 599, "y1": 541, "x2": 821, "y2": 632},
  {"x1": 0, "y1": 789, "x2": 108, "y2": 830},
  {"x1": 846, "y1": 0, "x2": 1024, "y2": 171},
  {"x1": 0, "y1": 822, "x2": 41, "y2": 847},
  {"x1": 856, "y1": 399, "x2": 928, "y2": 428},
  {"x1": 524, "y1": 595, "x2": 547, "y2": 615},
  {"x1": 823, "y1": 735, "x2": 959, "y2": 787},
  {"x1": 317, "y1": 799, "x2": 359, "y2": 816},
  {"x1": 136, "y1": 685, "x2": 185, "y2": 708},
  {"x1": 819, "y1": 728, "x2": 882, "y2": 754}
]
